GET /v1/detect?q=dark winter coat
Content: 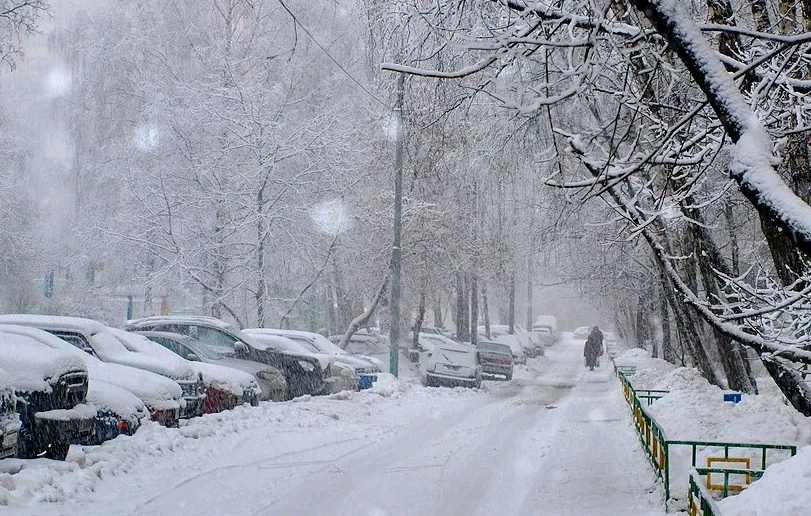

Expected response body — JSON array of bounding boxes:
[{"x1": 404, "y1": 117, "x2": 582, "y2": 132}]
[{"x1": 584, "y1": 327, "x2": 604, "y2": 367}]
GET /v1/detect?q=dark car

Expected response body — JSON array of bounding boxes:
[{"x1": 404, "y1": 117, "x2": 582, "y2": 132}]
[
  {"x1": 0, "y1": 368, "x2": 19, "y2": 459},
  {"x1": 125, "y1": 316, "x2": 323, "y2": 400},
  {"x1": 476, "y1": 340, "x2": 514, "y2": 380},
  {"x1": 0, "y1": 333, "x2": 95, "y2": 460},
  {"x1": 0, "y1": 315, "x2": 203, "y2": 422}
]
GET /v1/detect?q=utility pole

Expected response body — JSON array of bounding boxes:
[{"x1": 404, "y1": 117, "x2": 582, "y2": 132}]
[{"x1": 389, "y1": 72, "x2": 405, "y2": 377}]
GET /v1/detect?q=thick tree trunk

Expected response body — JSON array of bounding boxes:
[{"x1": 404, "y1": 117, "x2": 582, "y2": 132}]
[
  {"x1": 456, "y1": 272, "x2": 470, "y2": 342},
  {"x1": 433, "y1": 291, "x2": 444, "y2": 328},
  {"x1": 723, "y1": 200, "x2": 740, "y2": 276},
  {"x1": 685, "y1": 205, "x2": 757, "y2": 393},
  {"x1": 660, "y1": 275, "x2": 676, "y2": 363},
  {"x1": 658, "y1": 260, "x2": 723, "y2": 387}
]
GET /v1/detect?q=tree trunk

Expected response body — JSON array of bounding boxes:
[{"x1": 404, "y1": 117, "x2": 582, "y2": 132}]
[
  {"x1": 508, "y1": 271, "x2": 515, "y2": 333},
  {"x1": 255, "y1": 187, "x2": 267, "y2": 327},
  {"x1": 658, "y1": 260, "x2": 723, "y2": 387},
  {"x1": 433, "y1": 291, "x2": 443, "y2": 328},
  {"x1": 749, "y1": 0, "x2": 771, "y2": 31},
  {"x1": 723, "y1": 200, "x2": 740, "y2": 276},
  {"x1": 778, "y1": 0, "x2": 796, "y2": 34},
  {"x1": 456, "y1": 272, "x2": 469, "y2": 342},
  {"x1": 413, "y1": 288, "x2": 426, "y2": 349},
  {"x1": 339, "y1": 272, "x2": 390, "y2": 350},
  {"x1": 526, "y1": 253, "x2": 533, "y2": 331},
  {"x1": 482, "y1": 282, "x2": 491, "y2": 340},
  {"x1": 660, "y1": 276, "x2": 676, "y2": 363},
  {"x1": 471, "y1": 275, "x2": 479, "y2": 345}
]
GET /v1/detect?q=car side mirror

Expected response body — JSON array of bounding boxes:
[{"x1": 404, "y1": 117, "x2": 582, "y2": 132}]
[
  {"x1": 235, "y1": 341, "x2": 249, "y2": 355},
  {"x1": 186, "y1": 353, "x2": 200, "y2": 362}
]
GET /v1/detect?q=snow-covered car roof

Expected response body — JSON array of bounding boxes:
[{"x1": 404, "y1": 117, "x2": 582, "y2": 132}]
[
  {"x1": 0, "y1": 324, "x2": 183, "y2": 409},
  {"x1": 127, "y1": 330, "x2": 259, "y2": 396},
  {"x1": 0, "y1": 314, "x2": 107, "y2": 335},
  {"x1": 105, "y1": 328, "x2": 197, "y2": 380},
  {"x1": 0, "y1": 332, "x2": 87, "y2": 392},
  {"x1": 126, "y1": 315, "x2": 232, "y2": 331},
  {"x1": 244, "y1": 332, "x2": 331, "y2": 370},
  {"x1": 0, "y1": 314, "x2": 196, "y2": 380}
]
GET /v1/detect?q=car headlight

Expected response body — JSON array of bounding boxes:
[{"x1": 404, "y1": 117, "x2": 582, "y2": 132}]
[{"x1": 297, "y1": 360, "x2": 315, "y2": 372}]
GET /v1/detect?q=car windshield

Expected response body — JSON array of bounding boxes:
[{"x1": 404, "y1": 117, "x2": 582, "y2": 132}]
[
  {"x1": 181, "y1": 338, "x2": 221, "y2": 360},
  {"x1": 435, "y1": 347, "x2": 476, "y2": 366}
]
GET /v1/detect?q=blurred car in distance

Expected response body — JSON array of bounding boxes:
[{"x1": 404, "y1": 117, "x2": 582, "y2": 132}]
[
  {"x1": 422, "y1": 341, "x2": 482, "y2": 388},
  {"x1": 531, "y1": 326, "x2": 556, "y2": 348},
  {"x1": 476, "y1": 341, "x2": 514, "y2": 380},
  {"x1": 533, "y1": 315, "x2": 559, "y2": 343},
  {"x1": 573, "y1": 326, "x2": 591, "y2": 340}
]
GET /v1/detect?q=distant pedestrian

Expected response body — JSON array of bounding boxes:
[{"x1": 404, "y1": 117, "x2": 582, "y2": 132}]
[{"x1": 584, "y1": 326, "x2": 604, "y2": 370}]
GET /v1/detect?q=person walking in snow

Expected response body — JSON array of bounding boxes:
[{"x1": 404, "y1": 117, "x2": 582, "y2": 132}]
[{"x1": 584, "y1": 326, "x2": 604, "y2": 370}]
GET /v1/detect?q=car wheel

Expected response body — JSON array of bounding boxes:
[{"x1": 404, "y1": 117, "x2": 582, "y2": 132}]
[{"x1": 505, "y1": 372, "x2": 513, "y2": 381}]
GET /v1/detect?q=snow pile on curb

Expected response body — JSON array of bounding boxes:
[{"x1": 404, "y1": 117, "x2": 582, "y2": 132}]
[
  {"x1": 719, "y1": 445, "x2": 811, "y2": 516},
  {"x1": 0, "y1": 381, "x2": 479, "y2": 509},
  {"x1": 618, "y1": 352, "x2": 811, "y2": 511}
]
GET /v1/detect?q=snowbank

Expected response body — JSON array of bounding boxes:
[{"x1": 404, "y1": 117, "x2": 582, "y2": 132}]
[
  {"x1": 619, "y1": 352, "x2": 811, "y2": 510},
  {"x1": 719, "y1": 445, "x2": 811, "y2": 516},
  {"x1": 0, "y1": 376, "x2": 478, "y2": 508}
]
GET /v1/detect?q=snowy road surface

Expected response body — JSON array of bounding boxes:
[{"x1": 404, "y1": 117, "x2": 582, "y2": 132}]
[{"x1": 6, "y1": 336, "x2": 665, "y2": 516}]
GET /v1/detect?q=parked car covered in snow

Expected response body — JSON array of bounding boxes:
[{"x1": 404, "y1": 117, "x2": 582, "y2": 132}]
[
  {"x1": 516, "y1": 331, "x2": 544, "y2": 358},
  {"x1": 0, "y1": 315, "x2": 204, "y2": 421},
  {"x1": 245, "y1": 328, "x2": 383, "y2": 390},
  {"x1": 0, "y1": 368, "x2": 19, "y2": 459},
  {"x1": 87, "y1": 380, "x2": 147, "y2": 444},
  {"x1": 476, "y1": 341, "x2": 514, "y2": 380},
  {"x1": 421, "y1": 341, "x2": 482, "y2": 388},
  {"x1": 0, "y1": 324, "x2": 184, "y2": 429},
  {"x1": 493, "y1": 334, "x2": 527, "y2": 365},
  {"x1": 573, "y1": 326, "x2": 591, "y2": 340},
  {"x1": 124, "y1": 316, "x2": 302, "y2": 401},
  {"x1": 531, "y1": 326, "x2": 556, "y2": 348},
  {"x1": 532, "y1": 315, "x2": 559, "y2": 344},
  {"x1": 133, "y1": 331, "x2": 264, "y2": 411},
  {"x1": 246, "y1": 333, "x2": 357, "y2": 395},
  {"x1": 0, "y1": 333, "x2": 95, "y2": 460}
]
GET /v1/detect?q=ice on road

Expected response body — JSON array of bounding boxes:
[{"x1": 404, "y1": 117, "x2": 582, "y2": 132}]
[{"x1": 7, "y1": 336, "x2": 665, "y2": 516}]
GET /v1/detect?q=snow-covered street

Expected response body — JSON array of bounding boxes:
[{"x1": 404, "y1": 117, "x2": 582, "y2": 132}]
[{"x1": 4, "y1": 335, "x2": 665, "y2": 516}]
